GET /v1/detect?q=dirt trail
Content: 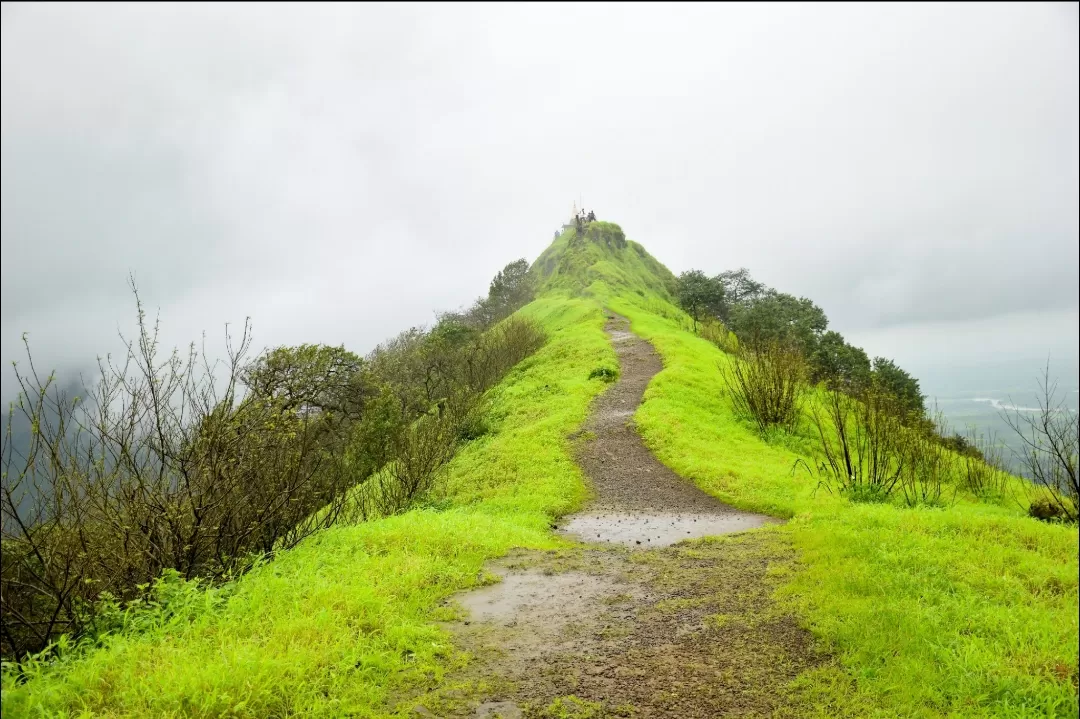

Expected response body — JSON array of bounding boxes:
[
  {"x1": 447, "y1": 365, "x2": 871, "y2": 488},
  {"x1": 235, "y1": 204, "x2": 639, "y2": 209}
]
[
  {"x1": 424, "y1": 314, "x2": 822, "y2": 718},
  {"x1": 557, "y1": 314, "x2": 777, "y2": 547}
]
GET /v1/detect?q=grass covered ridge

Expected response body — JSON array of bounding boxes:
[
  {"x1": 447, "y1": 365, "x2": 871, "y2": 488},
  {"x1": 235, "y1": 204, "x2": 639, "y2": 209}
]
[
  {"x1": 607, "y1": 290, "x2": 1079, "y2": 718},
  {"x1": 4, "y1": 228, "x2": 1077, "y2": 718},
  {"x1": 1, "y1": 295, "x2": 616, "y2": 717}
]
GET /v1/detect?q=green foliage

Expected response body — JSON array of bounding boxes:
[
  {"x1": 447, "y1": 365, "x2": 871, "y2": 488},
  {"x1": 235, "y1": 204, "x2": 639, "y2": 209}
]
[
  {"x1": 1029, "y1": 497, "x2": 1068, "y2": 522},
  {"x1": 810, "y1": 330, "x2": 871, "y2": 390},
  {"x1": 728, "y1": 290, "x2": 828, "y2": 355},
  {"x1": 675, "y1": 270, "x2": 726, "y2": 327},
  {"x1": 606, "y1": 292, "x2": 1078, "y2": 717},
  {"x1": 488, "y1": 258, "x2": 534, "y2": 311},
  {"x1": 4, "y1": 227, "x2": 1075, "y2": 718},
  {"x1": 582, "y1": 221, "x2": 627, "y2": 250},
  {"x1": 587, "y1": 366, "x2": 618, "y2": 382},
  {"x1": 716, "y1": 267, "x2": 767, "y2": 306},
  {"x1": 871, "y1": 356, "x2": 926, "y2": 418},
  {"x1": 697, "y1": 317, "x2": 739, "y2": 353},
  {"x1": 241, "y1": 344, "x2": 368, "y2": 418}
]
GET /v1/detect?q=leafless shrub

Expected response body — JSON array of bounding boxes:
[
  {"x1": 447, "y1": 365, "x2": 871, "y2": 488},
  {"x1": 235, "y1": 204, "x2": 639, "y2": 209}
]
[
  {"x1": 1, "y1": 284, "x2": 358, "y2": 659},
  {"x1": 372, "y1": 412, "x2": 457, "y2": 517},
  {"x1": 721, "y1": 341, "x2": 805, "y2": 435},
  {"x1": 1002, "y1": 364, "x2": 1078, "y2": 523},
  {"x1": 898, "y1": 432, "x2": 950, "y2": 508},
  {"x1": 959, "y1": 429, "x2": 1012, "y2": 502},
  {"x1": 799, "y1": 386, "x2": 906, "y2": 502}
]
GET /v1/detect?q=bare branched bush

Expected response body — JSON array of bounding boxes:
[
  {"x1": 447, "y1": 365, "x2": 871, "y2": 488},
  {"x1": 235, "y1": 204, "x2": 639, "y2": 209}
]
[
  {"x1": 1, "y1": 286, "x2": 359, "y2": 659},
  {"x1": 1, "y1": 283, "x2": 548, "y2": 661},
  {"x1": 898, "y1": 432, "x2": 949, "y2": 508},
  {"x1": 372, "y1": 412, "x2": 457, "y2": 517},
  {"x1": 800, "y1": 386, "x2": 906, "y2": 503},
  {"x1": 959, "y1": 429, "x2": 1012, "y2": 502},
  {"x1": 1002, "y1": 364, "x2": 1078, "y2": 523},
  {"x1": 721, "y1": 341, "x2": 805, "y2": 435}
]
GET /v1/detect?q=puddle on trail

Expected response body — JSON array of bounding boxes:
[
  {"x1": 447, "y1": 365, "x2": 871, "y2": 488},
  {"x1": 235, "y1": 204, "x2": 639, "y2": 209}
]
[
  {"x1": 456, "y1": 570, "x2": 611, "y2": 626},
  {"x1": 557, "y1": 511, "x2": 778, "y2": 547}
]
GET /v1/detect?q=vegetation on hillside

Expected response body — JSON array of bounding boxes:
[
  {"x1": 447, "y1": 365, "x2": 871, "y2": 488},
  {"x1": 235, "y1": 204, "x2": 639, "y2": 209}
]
[
  {"x1": 1, "y1": 259, "x2": 541, "y2": 661},
  {"x1": 2, "y1": 222, "x2": 1076, "y2": 718},
  {"x1": 674, "y1": 268, "x2": 925, "y2": 418},
  {"x1": 606, "y1": 291, "x2": 1077, "y2": 718},
  {"x1": 673, "y1": 265, "x2": 1078, "y2": 521}
]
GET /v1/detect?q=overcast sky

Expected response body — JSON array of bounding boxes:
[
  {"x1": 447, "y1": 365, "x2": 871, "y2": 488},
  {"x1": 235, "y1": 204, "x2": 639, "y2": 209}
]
[{"x1": 2, "y1": 2, "x2": 1078, "y2": 401}]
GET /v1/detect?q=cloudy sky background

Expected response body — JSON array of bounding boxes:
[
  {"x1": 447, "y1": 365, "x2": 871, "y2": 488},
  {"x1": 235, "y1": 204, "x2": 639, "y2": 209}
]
[{"x1": 2, "y1": 2, "x2": 1078, "y2": 403}]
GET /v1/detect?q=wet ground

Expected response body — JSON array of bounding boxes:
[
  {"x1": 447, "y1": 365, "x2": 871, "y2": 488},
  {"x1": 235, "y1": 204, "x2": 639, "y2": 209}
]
[
  {"x1": 567, "y1": 316, "x2": 775, "y2": 523},
  {"x1": 416, "y1": 314, "x2": 822, "y2": 718},
  {"x1": 558, "y1": 511, "x2": 779, "y2": 548}
]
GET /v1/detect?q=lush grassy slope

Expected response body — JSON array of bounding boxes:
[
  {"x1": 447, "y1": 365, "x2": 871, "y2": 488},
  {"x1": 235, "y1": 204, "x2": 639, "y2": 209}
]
[
  {"x1": 607, "y1": 292, "x2": 1079, "y2": 718},
  {"x1": 549, "y1": 232, "x2": 1077, "y2": 716},
  {"x1": 4, "y1": 227, "x2": 1077, "y2": 718},
  {"x1": 1, "y1": 295, "x2": 617, "y2": 718}
]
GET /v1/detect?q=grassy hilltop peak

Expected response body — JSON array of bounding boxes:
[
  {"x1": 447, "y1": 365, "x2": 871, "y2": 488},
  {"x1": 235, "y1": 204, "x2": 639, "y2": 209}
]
[{"x1": 532, "y1": 219, "x2": 678, "y2": 301}]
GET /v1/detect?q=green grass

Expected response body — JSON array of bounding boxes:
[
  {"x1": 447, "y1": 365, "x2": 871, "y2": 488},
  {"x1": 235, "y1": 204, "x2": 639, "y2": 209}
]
[
  {"x1": 606, "y1": 289, "x2": 1079, "y2": 719},
  {"x1": 4, "y1": 229, "x2": 1077, "y2": 718},
  {"x1": 1, "y1": 295, "x2": 616, "y2": 718}
]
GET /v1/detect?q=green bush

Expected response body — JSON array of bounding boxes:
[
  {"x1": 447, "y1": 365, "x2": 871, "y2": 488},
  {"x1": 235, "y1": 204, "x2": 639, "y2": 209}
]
[
  {"x1": 588, "y1": 366, "x2": 618, "y2": 382},
  {"x1": 721, "y1": 340, "x2": 805, "y2": 435}
]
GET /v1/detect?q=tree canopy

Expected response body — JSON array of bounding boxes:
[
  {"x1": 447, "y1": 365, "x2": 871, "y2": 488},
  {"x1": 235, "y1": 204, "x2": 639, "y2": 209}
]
[{"x1": 676, "y1": 270, "x2": 726, "y2": 327}]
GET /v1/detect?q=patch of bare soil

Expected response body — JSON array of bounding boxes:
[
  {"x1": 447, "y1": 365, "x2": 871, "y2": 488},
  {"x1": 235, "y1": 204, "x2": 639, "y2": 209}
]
[{"x1": 413, "y1": 314, "x2": 824, "y2": 718}]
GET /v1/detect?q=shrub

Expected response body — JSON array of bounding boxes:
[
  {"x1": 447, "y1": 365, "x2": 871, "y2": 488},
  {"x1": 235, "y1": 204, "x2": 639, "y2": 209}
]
[
  {"x1": 800, "y1": 386, "x2": 906, "y2": 503},
  {"x1": 371, "y1": 412, "x2": 457, "y2": 517},
  {"x1": 1028, "y1": 497, "x2": 1067, "y2": 522},
  {"x1": 721, "y1": 341, "x2": 805, "y2": 435},
  {"x1": 676, "y1": 270, "x2": 726, "y2": 329},
  {"x1": 959, "y1": 429, "x2": 1011, "y2": 502},
  {"x1": 1002, "y1": 364, "x2": 1078, "y2": 523},
  {"x1": 588, "y1": 366, "x2": 618, "y2": 383},
  {"x1": 898, "y1": 432, "x2": 950, "y2": 508},
  {"x1": 0, "y1": 291, "x2": 359, "y2": 660},
  {"x1": 698, "y1": 318, "x2": 738, "y2": 354}
]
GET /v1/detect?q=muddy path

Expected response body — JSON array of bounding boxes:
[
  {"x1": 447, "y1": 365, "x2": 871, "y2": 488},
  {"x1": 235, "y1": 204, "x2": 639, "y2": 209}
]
[
  {"x1": 420, "y1": 314, "x2": 823, "y2": 718},
  {"x1": 557, "y1": 314, "x2": 777, "y2": 547}
]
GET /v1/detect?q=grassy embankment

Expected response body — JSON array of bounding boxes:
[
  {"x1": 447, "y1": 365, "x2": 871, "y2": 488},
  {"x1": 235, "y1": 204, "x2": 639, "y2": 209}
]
[
  {"x1": 1, "y1": 293, "x2": 616, "y2": 717},
  {"x1": 610, "y1": 291, "x2": 1078, "y2": 718},
  {"x1": 4, "y1": 227, "x2": 1077, "y2": 718}
]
